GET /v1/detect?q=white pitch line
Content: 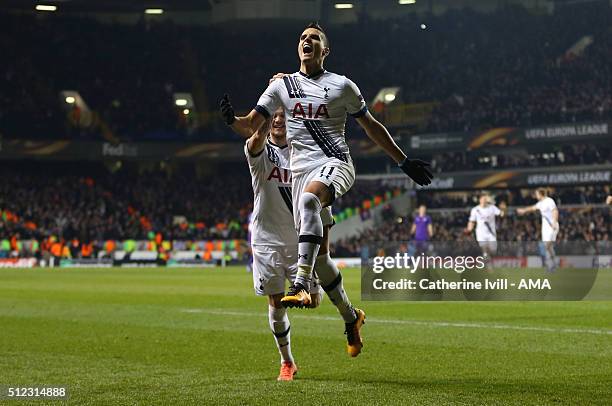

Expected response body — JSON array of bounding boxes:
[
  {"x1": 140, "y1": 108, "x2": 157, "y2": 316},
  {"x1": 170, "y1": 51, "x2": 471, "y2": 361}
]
[{"x1": 180, "y1": 308, "x2": 612, "y2": 336}]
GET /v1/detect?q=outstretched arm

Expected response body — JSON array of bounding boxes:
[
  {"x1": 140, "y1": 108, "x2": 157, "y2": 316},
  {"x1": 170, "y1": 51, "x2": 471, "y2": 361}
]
[
  {"x1": 355, "y1": 112, "x2": 433, "y2": 186},
  {"x1": 219, "y1": 94, "x2": 267, "y2": 139},
  {"x1": 355, "y1": 112, "x2": 405, "y2": 163},
  {"x1": 516, "y1": 205, "x2": 538, "y2": 216}
]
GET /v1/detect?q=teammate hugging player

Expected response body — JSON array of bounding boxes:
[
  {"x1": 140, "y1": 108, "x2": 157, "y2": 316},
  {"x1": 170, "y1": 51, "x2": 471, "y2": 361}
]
[
  {"x1": 243, "y1": 108, "x2": 323, "y2": 381},
  {"x1": 220, "y1": 22, "x2": 433, "y2": 357},
  {"x1": 465, "y1": 193, "x2": 505, "y2": 272},
  {"x1": 517, "y1": 188, "x2": 559, "y2": 272}
]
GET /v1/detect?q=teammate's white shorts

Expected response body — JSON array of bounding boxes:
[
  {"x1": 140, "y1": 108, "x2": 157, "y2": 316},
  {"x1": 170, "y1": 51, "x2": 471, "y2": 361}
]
[
  {"x1": 478, "y1": 240, "x2": 498, "y2": 254},
  {"x1": 541, "y1": 224, "x2": 559, "y2": 242},
  {"x1": 292, "y1": 158, "x2": 356, "y2": 231},
  {"x1": 252, "y1": 245, "x2": 321, "y2": 296}
]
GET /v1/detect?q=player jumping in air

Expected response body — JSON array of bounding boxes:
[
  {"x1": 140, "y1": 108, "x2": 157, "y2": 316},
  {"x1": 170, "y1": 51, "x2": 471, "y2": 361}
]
[
  {"x1": 242, "y1": 108, "x2": 323, "y2": 381},
  {"x1": 465, "y1": 193, "x2": 506, "y2": 272},
  {"x1": 220, "y1": 22, "x2": 433, "y2": 357},
  {"x1": 516, "y1": 188, "x2": 559, "y2": 272}
]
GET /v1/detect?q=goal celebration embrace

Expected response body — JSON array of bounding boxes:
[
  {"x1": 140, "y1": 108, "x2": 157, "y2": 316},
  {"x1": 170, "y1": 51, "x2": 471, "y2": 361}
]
[
  {"x1": 2, "y1": 1, "x2": 611, "y2": 404},
  {"x1": 220, "y1": 22, "x2": 432, "y2": 380}
]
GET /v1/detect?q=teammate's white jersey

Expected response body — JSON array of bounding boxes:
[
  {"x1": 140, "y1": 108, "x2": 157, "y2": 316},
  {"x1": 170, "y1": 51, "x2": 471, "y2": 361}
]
[
  {"x1": 536, "y1": 197, "x2": 559, "y2": 241},
  {"x1": 469, "y1": 204, "x2": 501, "y2": 241},
  {"x1": 256, "y1": 70, "x2": 367, "y2": 173},
  {"x1": 245, "y1": 139, "x2": 297, "y2": 246},
  {"x1": 535, "y1": 197, "x2": 557, "y2": 228}
]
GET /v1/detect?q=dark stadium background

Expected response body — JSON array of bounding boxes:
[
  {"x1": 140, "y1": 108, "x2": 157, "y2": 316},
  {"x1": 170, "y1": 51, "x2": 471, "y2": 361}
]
[
  {"x1": 1, "y1": 1, "x2": 611, "y2": 404},
  {"x1": 1, "y1": 0, "x2": 609, "y2": 267}
]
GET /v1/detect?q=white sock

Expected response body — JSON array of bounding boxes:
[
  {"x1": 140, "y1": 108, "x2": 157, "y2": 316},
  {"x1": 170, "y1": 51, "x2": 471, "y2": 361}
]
[
  {"x1": 295, "y1": 192, "x2": 323, "y2": 287},
  {"x1": 268, "y1": 305, "x2": 293, "y2": 363},
  {"x1": 315, "y1": 254, "x2": 357, "y2": 323}
]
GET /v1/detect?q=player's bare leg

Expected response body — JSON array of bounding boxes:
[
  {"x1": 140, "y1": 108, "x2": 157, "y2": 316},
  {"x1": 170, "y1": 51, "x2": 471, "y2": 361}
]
[{"x1": 282, "y1": 181, "x2": 331, "y2": 308}]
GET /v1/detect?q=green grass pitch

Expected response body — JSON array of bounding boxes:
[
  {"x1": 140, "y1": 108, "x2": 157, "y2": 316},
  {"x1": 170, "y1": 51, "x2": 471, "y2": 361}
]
[{"x1": 1, "y1": 266, "x2": 611, "y2": 405}]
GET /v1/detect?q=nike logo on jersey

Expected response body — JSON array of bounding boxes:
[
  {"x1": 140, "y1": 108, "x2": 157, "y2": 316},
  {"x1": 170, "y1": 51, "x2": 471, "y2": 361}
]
[
  {"x1": 292, "y1": 102, "x2": 329, "y2": 119},
  {"x1": 267, "y1": 167, "x2": 291, "y2": 183}
]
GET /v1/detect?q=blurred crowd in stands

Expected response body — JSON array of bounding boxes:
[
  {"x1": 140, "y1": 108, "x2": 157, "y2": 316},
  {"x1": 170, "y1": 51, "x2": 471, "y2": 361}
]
[
  {"x1": 417, "y1": 186, "x2": 611, "y2": 209},
  {"x1": 0, "y1": 163, "x2": 398, "y2": 259},
  {"x1": 0, "y1": 160, "x2": 609, "y2": 260},
  {"x1": 428, "y1": 144, "x2": 611, "y2": 173},
  {"x1": 1, "y1": 1, "x2": 611, "y2": 141},
  {"x1": 333, "y1": 204, "x2": 611, "y2": 257},
  {"x1": 0, "y1": 164, "x2": 251, "y2": 250}
]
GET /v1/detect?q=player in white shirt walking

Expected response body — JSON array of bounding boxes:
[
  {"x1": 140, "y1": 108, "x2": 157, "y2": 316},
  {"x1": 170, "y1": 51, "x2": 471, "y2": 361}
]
[
  {"x1": 517, "y1": 188, "x2": 559, "y2": 272},
  {"x1": 465, "y1": 193, "x2": 505, "y2": 271},
  {"x1": 243, "y1": 108, "x2": 322, "y2": 381},
  {"x1": 220, "y1": 22, "x2": 433, "y2": 357}
]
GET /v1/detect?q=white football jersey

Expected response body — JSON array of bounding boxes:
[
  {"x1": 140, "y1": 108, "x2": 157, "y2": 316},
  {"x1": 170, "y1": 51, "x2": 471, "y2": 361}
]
[
  {"x1": 256, "y1": 70, "x2": 367, "y2": 173},
  {"x1": 469, "y1": 204, "x2": 501, "y2": 241},
  {"x1": 245, "y1": 139, "x2": 297, "y2": 246},
  {"x1": 535, "y1": 197, "x2": 558, "y2": 228}
]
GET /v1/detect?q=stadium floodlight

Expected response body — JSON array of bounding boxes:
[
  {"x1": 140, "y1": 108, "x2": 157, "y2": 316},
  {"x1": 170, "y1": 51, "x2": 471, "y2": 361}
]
[
  {"x1": 384, "y1": 93, "x2": 396, "y2": 102},
  {"x1": 334, "y1": 3, "x2": 354, "y2": 9},
  {"x1": 144, "y1": 9, "x2": 164, "y2": 15},
  {"x1": 398, "y1": 0, "x2": 416, "y2": 4},
  {"x1": 65, "y1": 96, "x2": 75, "y2": 104},
  {"x1": 35, "y1": 4, "x2": 57, "y2": 12},
  {"x1": 372, "y1": 87, "x2": 401, "y2": 106},
  {"x1": 173, "y1": 93, "x2": 195, "y2": 111}
]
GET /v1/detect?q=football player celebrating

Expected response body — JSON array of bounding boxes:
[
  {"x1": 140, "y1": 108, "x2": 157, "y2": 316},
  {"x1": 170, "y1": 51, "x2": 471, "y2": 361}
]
[
  {"x1": 243, "y1": 108, "x2": 322, "y2": 381},
  {"x1": 465, "y1": 193, "x2": 505, "y2": 272},
  {"x1": 220, "y1": 22, "x2": 433, "y2": 357},
  {"x1": 517, "y1": 188, "x2": 559, "y2": 272}
]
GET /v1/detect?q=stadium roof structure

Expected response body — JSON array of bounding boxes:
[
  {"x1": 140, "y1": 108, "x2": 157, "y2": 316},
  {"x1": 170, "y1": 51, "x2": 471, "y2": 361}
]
[
  {"x1": 5, "y1": 0, "x2": 594, "y2": 16},
  {"x1": 3, "y1": 0, "x2": 212, "y2": 13},
  {"x1": 3, "y1": 0, "x2": 603, "y2": 23}
]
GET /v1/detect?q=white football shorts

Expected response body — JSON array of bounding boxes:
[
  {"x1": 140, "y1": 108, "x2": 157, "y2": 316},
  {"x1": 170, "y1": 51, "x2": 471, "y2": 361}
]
[
  {"x1": 252, "y1": 244, "x2": 321, "y2": 296},
  {"x1": 292, "y1": 158, "x2": 355, "y2": 231}
]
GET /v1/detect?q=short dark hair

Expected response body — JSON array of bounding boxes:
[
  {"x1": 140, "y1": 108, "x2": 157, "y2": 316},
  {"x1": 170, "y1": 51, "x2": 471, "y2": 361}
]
[{"x1": 304, "y1": 22, "x2": 329, "y2": 48}]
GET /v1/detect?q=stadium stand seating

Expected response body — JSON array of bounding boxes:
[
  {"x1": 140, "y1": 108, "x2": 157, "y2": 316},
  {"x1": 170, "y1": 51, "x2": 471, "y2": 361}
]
[{"x1": 1, "y1": 1, "x2": 610, "y2": 141}]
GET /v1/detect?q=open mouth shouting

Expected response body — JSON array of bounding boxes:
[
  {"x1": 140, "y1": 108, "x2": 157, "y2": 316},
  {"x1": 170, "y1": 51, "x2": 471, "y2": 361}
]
[{"x1": 302, "y1": 42, "x2": 313, "y2": 55}]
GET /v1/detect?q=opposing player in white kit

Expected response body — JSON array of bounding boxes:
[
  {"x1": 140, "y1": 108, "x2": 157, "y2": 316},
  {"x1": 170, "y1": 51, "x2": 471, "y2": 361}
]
[
  {"x1": 517, "y1": 188, "x2": 559, "y2": 272},
  {"x1": 220, "y1": 22, "x2": 433, "y2": 357},
  {"x1": 243, "y1": 108, "x2": 323, "y2": 380},
  {"x1": 466, "y1": 193, "x2": 505, "y2": 271}
]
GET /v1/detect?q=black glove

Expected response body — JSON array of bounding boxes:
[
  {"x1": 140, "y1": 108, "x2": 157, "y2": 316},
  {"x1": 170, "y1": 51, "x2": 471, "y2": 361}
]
[
  {"x1": 219, "y1": 94, "x2": 236, "y2": 125},
  {"x1": 399, "y1": 158, "x2": 433, "y2": 186}
]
